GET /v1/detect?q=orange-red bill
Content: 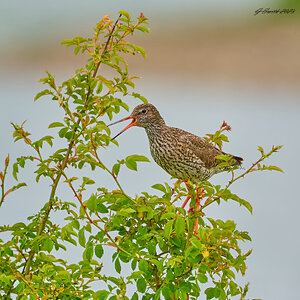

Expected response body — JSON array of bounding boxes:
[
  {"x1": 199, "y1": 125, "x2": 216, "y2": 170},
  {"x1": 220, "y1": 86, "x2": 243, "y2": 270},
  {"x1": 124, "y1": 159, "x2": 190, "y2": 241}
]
[{"x1": 108, "y1": 116, "x2": 136, "y2": 140}]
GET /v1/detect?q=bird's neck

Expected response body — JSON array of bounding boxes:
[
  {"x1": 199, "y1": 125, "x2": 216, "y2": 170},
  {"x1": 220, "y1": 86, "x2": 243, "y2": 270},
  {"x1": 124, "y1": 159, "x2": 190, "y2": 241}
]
[{"x1": 144, "y1": 121, "x2": 166, "y2": 141}]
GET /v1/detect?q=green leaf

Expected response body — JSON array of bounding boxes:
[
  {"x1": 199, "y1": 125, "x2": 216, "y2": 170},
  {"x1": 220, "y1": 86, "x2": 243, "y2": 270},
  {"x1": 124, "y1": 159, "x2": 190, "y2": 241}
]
[
  {"x1": 85, "y1": 245, "x2": 93, "y2": 262},
  {"x1": 119, "y1": 10, "x2": 130, "y2": 20},
  {"x1": 13, "y1": 163, "x2": 19, "y2": 180},
  {"x1": 138, "y1": 259, "x2": 148, "y2": 273},
  {"x1": 83, "y1": 177, "x2": 95, "y2": 185},
  {"x1": 197, "y1": 273, "x2": 208, "y2": 283},
  {"x1": 132, "y1": 92, "x2": 148, "y2": 103},
  {"x1": 78, "y1": 228, "x2": 86, "y2": 247},
  {"x1": 44, "y1": 238, "x2": 54, "y2": 253},
  {"x1": 48, "y1": 122, "x2": 64, "y2": 128},
  {"x1": 11, "y1": 182, "x2": 27, "y2": 192},
  {"x1": 164, "y1": 219, "x2": 174, "y2": 239},
  {"x1": 112, "y1": 163, "x2": 120, "y2": 176},
  {"x1": 94, "y1": 290, "x2": 109, "y2": 300},
  {"x1": 74, "y1": 45, "x2": 81, "y2": 55},
  {"x1": 205, "y1": 287, "x2": 215, "y2": 299},
  {"x1": 125, "y1": 158, "x2": 137, "y2": 171},
  {"x1": 152, "y1": 184, "x2": 166, "y2": 193},
  {"x1": 131, "y1": 258, "x2": 138, "y2": 271},
  {"x1": 191, "y1": 237, "x2": 203, "y2": 249},
  {"x1": 136, "y1": 26, "x2": 150, "y2": 33},
  {"x1": 34, "y1": 89, "x2": 52, "y2": 101},
  {"x1": 97, "y1": 203, "x2": 109, "y2": 214},
  {"x1": 118, "y1": 208, "x2": 136, "y2": 216},
  {"x1": 115, "y1": 258, "x2": 121, "y2": 274},
  {"x1": 58, "y1": 127, "x2": 68, "y2": 138},
  {"x1": 14, "y1": 282, "x2": 25, "y2": 294},
  {"x1": 132, "y1": 293, "x2": 138, "y2": 300},
  {"x1": 95, "y1": 244, "x2": 104, "y2": 259},
  {"x1": 266, "y1": 165, "x2": 284, "y2": 173},
  {"x1": 127, "y1": 154, "x2": 150, "y2": 162},
  {"x1": 125, "y1": 155, "x2": 150, "y2": 171},
  {"x1": 87, "y1": 194, "x2": 97, "y2": 212},
  {"x1": 162, "y1": 286, "x2": 171, "y2": 298},
  {"x1": 175, "y1": 217, "x2": 185, "y2": 236},
  {"x1": 137, "y1": 277, "x2": 146, "y2": 293},
  {"x1": 41, "y1": 136, "x2": 54, "y2": 147}
]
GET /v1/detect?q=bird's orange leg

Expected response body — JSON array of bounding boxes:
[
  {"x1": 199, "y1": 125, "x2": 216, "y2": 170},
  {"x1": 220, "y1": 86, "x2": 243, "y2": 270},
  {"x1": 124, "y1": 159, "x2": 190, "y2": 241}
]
[
  {"x1": 175, "y1": 181, "x2": 192, "y2": 214},
  {"x1": 194, "y1": 187, "x2": 205, "y2": 235},
  {"x1": 181, "y1": 195, "x2": 191, "y2": 209},
  {"x1": 181, "y1": 181, "x2": 193, "y2": 212}
]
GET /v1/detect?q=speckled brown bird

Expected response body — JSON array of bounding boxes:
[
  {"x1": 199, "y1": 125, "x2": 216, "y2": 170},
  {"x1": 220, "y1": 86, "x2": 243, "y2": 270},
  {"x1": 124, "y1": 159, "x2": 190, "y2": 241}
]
[{"x1": 108, "y1": 103, "x2": 243, "y2": 184}]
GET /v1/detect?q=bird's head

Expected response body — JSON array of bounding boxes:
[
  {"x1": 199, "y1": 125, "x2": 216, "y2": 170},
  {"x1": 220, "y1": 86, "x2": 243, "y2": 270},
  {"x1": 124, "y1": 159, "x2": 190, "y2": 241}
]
[{"x1": 108, "y1": 103, "x2": 165, "y2": 140}]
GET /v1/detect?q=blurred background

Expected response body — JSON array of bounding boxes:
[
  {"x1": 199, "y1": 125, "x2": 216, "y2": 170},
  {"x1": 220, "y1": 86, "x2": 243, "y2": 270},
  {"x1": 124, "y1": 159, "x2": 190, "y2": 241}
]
[{"x1": 0, "y1": 0, "x2": 299, "y2": 299}]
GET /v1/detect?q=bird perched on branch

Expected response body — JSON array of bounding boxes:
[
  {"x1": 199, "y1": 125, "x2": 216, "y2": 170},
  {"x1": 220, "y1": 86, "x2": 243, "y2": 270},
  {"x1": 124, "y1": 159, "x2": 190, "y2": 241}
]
[{"x1": 108, "y1": 103, "x2": 243, "y2": 184}]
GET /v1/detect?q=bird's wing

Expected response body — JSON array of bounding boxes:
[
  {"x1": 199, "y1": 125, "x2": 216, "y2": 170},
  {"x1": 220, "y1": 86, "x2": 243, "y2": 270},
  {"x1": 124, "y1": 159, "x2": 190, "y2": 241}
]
[{"x1": 176, "y1": 129, "x2": 223, "y2": 169}]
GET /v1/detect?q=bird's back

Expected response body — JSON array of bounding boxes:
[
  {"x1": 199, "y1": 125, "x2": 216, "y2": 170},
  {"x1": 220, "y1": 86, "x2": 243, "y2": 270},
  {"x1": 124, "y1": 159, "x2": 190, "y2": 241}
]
[{"x1": 146, "y1": 125, "x2": 242, "y2": 184}]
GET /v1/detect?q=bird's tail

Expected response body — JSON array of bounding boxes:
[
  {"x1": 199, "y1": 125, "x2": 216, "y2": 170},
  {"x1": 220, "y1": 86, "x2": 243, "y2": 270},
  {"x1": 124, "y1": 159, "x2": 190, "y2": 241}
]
[{"x1": 231, "y1": 155, "x2": 243, "y2": 166}]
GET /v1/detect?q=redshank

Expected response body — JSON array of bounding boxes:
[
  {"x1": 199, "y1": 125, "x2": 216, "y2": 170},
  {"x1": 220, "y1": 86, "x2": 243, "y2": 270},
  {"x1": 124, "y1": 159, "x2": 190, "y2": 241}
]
[{"x1": 108, "y1": 103, "x2": 243, "y2": 184}]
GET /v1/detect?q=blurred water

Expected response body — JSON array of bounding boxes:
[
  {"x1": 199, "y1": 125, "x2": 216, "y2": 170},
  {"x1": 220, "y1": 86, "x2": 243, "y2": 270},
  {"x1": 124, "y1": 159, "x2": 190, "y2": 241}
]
[{"x1": 0, "y1": 72, "x2": 299, "y2": 299}]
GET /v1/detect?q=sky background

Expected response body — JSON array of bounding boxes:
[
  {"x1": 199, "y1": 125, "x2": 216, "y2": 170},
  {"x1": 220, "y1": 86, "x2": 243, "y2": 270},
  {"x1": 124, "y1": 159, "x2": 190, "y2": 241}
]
[{"x1": 0, "y1": 0, "x2": 300, "y2": 299}]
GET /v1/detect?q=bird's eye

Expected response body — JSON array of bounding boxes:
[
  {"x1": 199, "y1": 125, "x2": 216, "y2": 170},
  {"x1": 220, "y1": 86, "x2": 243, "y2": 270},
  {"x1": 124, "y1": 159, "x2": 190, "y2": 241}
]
[{"x1": 141, "y1": 109, "x2": 147, "y2": 114}]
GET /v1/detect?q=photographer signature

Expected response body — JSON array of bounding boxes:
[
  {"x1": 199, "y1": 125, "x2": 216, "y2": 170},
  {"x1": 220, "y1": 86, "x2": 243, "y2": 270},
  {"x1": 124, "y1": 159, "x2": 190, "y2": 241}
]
[{"x1": 254, "y1": 8, "x2": 296, "y2": 15}]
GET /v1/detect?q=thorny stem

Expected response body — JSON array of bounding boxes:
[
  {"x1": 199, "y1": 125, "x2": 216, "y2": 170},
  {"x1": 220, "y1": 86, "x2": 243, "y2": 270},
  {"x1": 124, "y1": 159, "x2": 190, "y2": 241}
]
[
  {"x1": 90, "y1": 134, "x2": 133, "y2": 202},
  {"x1": 200, "y1": 153, "x2": 268, "y2": 212},
  {"x1": 19, "y1": 14, "x2": 122, "y2": 281},
  {"x1": 91, "y1": 14, "x2": 122, "y2": 84},
  {"x1": 8, "y1": 266, "x2": 40, "y2": 300}
]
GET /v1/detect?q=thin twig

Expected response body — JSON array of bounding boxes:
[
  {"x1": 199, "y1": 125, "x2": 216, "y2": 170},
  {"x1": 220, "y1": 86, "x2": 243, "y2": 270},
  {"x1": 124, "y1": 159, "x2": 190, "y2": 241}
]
[
  {"x1": 0, "y1": 156, "x2": 9, "y2": 207},
  {"x1": 200, "y1": 154, "x2": 266, "y2": 211},
  {"x1": 61, "y1": 171, "x2": 133, "y2": 258},
  {"x1": 21, "y1": 14, "x2": 122, "y2": 277}
]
